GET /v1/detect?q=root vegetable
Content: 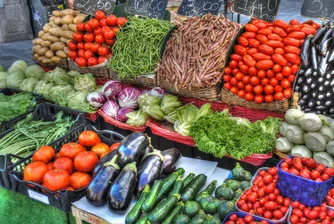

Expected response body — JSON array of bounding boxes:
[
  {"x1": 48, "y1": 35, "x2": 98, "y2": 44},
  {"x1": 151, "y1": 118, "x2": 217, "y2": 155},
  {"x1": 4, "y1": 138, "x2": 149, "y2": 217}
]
[
  {"x1": 33, "y1": 45, "x2": 42, "y2": 53},
  {"x1": 291, "y1": 145, "x2": 312, "y2": 158},
  {"x1": 52, "y1": 10, "x2": 62, "y2": 17},
  {"x1": 56, "y1": 51, "x2": 67, "y2": 59},
  {"x1": 60, "y1": 37, "x2": 70, "y2": 44},
  {"x1": 49, "y1": 28, "x2": 73, "y2": 39},
  {"x1": 41, "y1": 41, "x2": 52, "y2": 47},
  {"x1": 73, "y1": 14, "x2": 87, "y2": 24},
  {"x1": 38, "y1": 47, "x2": 49, "y2": 56},
  {"x1": 61, "y1": 15, "x2": 74, "y2": 25},
  {"x1": 50, "y1": 42, "x2": 65, "y2": 51},
  {"x1": 69, "y1": 24, "x2": 77, "y2": 32},
  {"x1": 38, "y1": 31, "x2": 45, "y2": 38},
  {"x1": 304, "y1": 132, "x2": 326, "y2": 151},
  {"x1": 284, "y1": 109, "x2": 304, "y2": 125},
  {"x1": 51, "y1": 56, "x2": 62, "y2": 63},
  {"x1": 45, "y1": 50, "x2": 54, "y2": 58},
  {"x1": 45, "y1": 35, "x2": 60, "y2": 43}
]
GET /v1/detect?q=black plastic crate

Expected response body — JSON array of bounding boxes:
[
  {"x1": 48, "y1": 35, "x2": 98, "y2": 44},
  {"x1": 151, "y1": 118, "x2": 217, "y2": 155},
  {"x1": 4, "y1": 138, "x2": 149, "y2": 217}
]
[
  {"x1": 9, "y1": 124, "x2": 124, "y2": 212},
  {"x1": 0, "y1": 102, "x2": 86, "y2": 189}
]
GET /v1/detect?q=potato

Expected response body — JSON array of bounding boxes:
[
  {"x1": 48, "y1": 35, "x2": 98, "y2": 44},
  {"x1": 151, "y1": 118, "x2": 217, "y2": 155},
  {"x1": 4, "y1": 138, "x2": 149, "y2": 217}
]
[
  {"x1": 63, "y1": 47, "x2": 70, "y2": 54},
  {"x1": 45, "y1": 50, "x2": 54, "y2": 58},
  {"x1": 46, "y1": 35, "x2": 60, "y2": 43},
  {"x1": 41, "y1": 40, "x2": 52, "y2": 47},
  {"x1": 34, "y1": 53, "x2": 39, "y2": 59},
  {"x1": 60, "y1": 9, "x2": 76, "y2": 16},
  {"x1": 69, "y1": 24, "x2": 77, "y2": 32},
  {"x1": 54, "y1": 18, "x2": 61, "y2": 25},
  {"x1": 49, "y1": 16, "x2": 56, "y2": 22},
  {"x1": 60, "y1": 37, "x2": 69, "y2": 44},
  {"x1": 42, "y1": 58, "x2": 53, "y2": 64},
  {"x1": 62, "y1": 24, "x2": 69, "y2": 30},
  {"x1": 61, "y1": 15, "x2": 74, "y2": 25},
  {"x1": 43, "y1": 24, "x2": 51, "y2": 33},
  {"x1": 38, "y1": 30, "x2": 45, "y2": 38},
  {"x1": 38, "y1": 47, "x2": 49, "y2": 56},
  {"x1": 41, "y1": 33, "x2": 51, "y2": 40},
  {"x1": 56, "y1": 50, "x2": 67, "y2": 59},
  {"x1": 50, "y1": 23, "x2": 59, "y2": 28},
  {"x1": 38, "y1": 56, "x2": 46, "y2": 62},
  {"x1": 49, "y1": 28, "x2": 74, "y2": 39},
  {"x1": 50, "y1": 42, "x2": 65, "y2": 51},
  {"x1": 51, "y1": 56, "x2": 62, "y2": 63},
  {"x1": 33, "y1": 38, "x2": 43, "y2": 45},
  {"x1": 33, "y1": 45, "x2": 42, "y2": 53},
  {"x1": 52, "y1": 10, "x2": 62, "y2": 17},
  {"x1": 73, "y1": 14, "x2": 87, "y2": 24}
]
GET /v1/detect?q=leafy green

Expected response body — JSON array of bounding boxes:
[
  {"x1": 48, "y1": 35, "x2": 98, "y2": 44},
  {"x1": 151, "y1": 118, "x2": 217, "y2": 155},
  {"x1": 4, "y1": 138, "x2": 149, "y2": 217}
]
[
  {"x1": 6, "y1": 71, "x2": 25, "y2": 88},
  {"x1": 49, "y1": 67, "x2": 71, "y2": 85},
  {"x1": 49, "y1": 85, "x2": 73, "y2": 106},
  {"x1": 126, "y1": 109, "x2": 149, "y2": 126},
  {"x1": 74, "y1": 73, "x2": 96, "y2": 92},
  {"x1": 66, "y1": 91, "x2": 96, "y2": 113},
  {"x1": 25, "y1": 64, "x2": 44, "y2": 80},
  {"x1": 138, "y1": 93, "x2": 161, "y2": 108},
  {"x1": 20, "y1": 78, "x2": 38, "y2": 92},
  {"x1": 198, "y1": 103, "x2": 213, "y2": 117},
  {"x1": 161, "y1": 94, "x2": 182, "y2": 115},
  {"x1": 33, "y1": 80, "x2": 54, "y2": 100},
  {"x1": 0, "y1": 72, "x2": 7, "y2": 88},
  {"x1": 8, "y1": 60, "x2": 27, "y2": 74},
  {"x1": 190, "y1": 112, "x2": 282, "y2": 159}
]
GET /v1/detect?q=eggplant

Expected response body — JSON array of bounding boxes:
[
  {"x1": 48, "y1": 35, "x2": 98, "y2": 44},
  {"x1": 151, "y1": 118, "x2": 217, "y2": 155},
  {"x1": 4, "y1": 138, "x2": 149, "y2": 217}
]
[
  {"x1": 299, "y1": 99, "x2": 307, "y2": 107},
  {"x1": 117, "y1": 132, "x2": 150, "y2": 167},
  {"x1": 305, "y1": 68, "x2": 313, "y2": 77},
  {"x1": 316, "y1": 100, "x2": 322, "y2": 106},
  {"x1": 308, "y1": 99, "x2": 316, "y2": 108},
  {"x1": 92, "y1": 150, "x2": 117, "y2": 176},
  {"x1": 301, "y1": 93, "x2": 310, "y2": 101},
  {"x1": 330, "y1": 80, "x2": 334, "y2": 87},
  {"x1": 318, "y1": 28, "x2": 332, "y2": 52},
  {"x1": 305, "y1": 77, "x2": 313, "y2": 85},
  {"x1": 312, "y1": 27, "x2": 327, "y2": 45},
  {"x1": 304, "y1": 107, "x2": 312, "y2": 112},
  {"x1": 297, "y1": 77, "x2": 305, "y2": 84},
  {"x1": 311, "y1": 92, "x2": 317, "y2": 98},
  {"x1": 161, "y1": 148, "x2": 181, "y2": 175},
  {"x1": 311, "y1": 46, "x2": 318, "y2": 71},
  {"x1": 329, "y1": 108, "x2": 334, "y2": 114},
  {"x1": 87, "y1": 155, "x2": 120, "y2": 207},
  {"x1": 328, "y1": 48, "x2": 334, "y2": 63},
  {"x1": 317, "y1": 93, "x2": 325, "y2": 100},
  {"x1": 319, "y1": 51, "x2": 330, "y2": 75},
  {"x1": 319, "y1": 38, "x2": 332, "y2": 56},
  {"x1": 310, "y1": 83, "x2": 317, "y2": 89},
  {"x1": 108, "y1": 162, "x2": 137, "y2": 210},
  {"x1": 318, "y1": 85, "x2": 325, "y2": 92},
  {"x1": 302, "y1": 85, "x2": 311, "y2": 93},
  {"x1": 316, "y1": 105, "x2": 326, "y2": 110},
  {"x1": 326, "y1": 92, "x2": 332, "y2": 98},
  {"x1": 139, "y1": 146, "x2": 154, "y2": 162},
  {"x1": 325, "y1": 73, "x2": 331, "y2": 80},
  {"x1": 324, "y1": 80, "x2": 330, "y2": 87},
  {"x1": 325, "y1": 100, "x2": 332, "y2": 107},
  {"x1": 295, "y1": 85, "x2": 301, "y2": 92},
  {"x1": 301, "y1": 35, "x2": 312, "y2": 68},
  {"x1": 137, "y1": 151, "x2": 164, "y2": 195},
  {"x1": 318, "y1": 76, "x2": 325, "y2": 85},
  {"x1": 313, "y1": 71, "x2": 319, "y2": 77}
]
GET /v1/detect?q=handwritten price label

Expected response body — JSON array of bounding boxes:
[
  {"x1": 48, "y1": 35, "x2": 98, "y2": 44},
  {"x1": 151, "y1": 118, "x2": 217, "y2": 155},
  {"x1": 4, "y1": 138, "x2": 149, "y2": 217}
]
[
  {"x1": 233, "y1": 0, "x2": 280, "y2": 21},
  {"x1": 301, "y1": 0, "x2": 334, "y2": 20},
  {"x1": 125, "y1": 0, "x2": 168, "y2": 19},
  {"x1": 177, "y1": 0, "x2": 223, "y2": 17},
  {"x1": 73, "y1": 0, "x2": 116, "y2": 16}
]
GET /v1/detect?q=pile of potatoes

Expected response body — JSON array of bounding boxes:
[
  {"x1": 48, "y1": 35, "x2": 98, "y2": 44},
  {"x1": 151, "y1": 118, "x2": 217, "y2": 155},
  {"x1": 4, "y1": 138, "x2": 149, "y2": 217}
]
[{"x1": 32, "y1": 9, "x2": 87, "y2": 65}]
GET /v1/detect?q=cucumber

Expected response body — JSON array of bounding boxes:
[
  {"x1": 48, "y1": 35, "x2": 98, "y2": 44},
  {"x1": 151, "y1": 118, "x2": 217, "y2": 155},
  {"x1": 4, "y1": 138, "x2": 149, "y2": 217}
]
[
  {"x1": 156, "y1": 172, "x2": 179, "y2": 202},
  {"x1": 195, "y1": 180, "x2": 217, "y2": 201},
  {"x1": 183, "y1": 173, "x2": 195, "y2": 189},
  {"x1": 147, "y1": 194, "x2": 180, "y2": 223},
  {"x1": 142, "y1": 180, "x2": 162, "y2": 213},
  {"x1": 174, "y1": 168, "x2": 185, "y2": 176},
  {"x1": 203, "y1": 214, "x2": 220, "y2": 224},
  {"x1": 183, "y1": 201, "x2": 201, "y2": 218},
  {"x1": 169, "y1": 176, "x2": 184, "y2": 197},
  {"x1": 126, "y1": 185, "x2": 150, "y2": 224},
  {"x1": 191, "y1": 210, "x2": 207, "y2": 224},
  {"x1": 181, "y1": 174, "x2": 207, "y2": 201},
  {"x1": 174, "y1": 214, "x2": 191, "y2": 224},
  {"x1": 162, "y1": 202, "x2": 184, "y2": 224},
  {"x1": 135, "y1": 214, "x2": 148, "y2": 224}
]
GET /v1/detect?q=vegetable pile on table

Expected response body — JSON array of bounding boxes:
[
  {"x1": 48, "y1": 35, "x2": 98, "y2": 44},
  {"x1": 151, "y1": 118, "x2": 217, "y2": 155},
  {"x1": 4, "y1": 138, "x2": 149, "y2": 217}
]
[
  {"x1": 276, "y1": 108, "x2": 334, "y2": 167},
  {"x1": 157, "y1": 14, "x2": 240, "y2": 89},
  {"x1": 32, "y1": 9, "x2": 85, "y2": 64},
  {"x1": 224, "y1": 213, "x2": 270, "y2": 224},
  {"x1": 190, "y1": 109, "x2": 281, "y2": 159},
  {"x1": 324, "y1": 187, "x2": 334, "y2": 207},
  {"x1": 0, "y1": 112, "x2": 74, "y2": 159},
  {"x1": 109, "y1": 16, "x2": 173, "y2": 80},
  {"x1": 223, "y1": 19, "x2": 319, "y2": 103},
  {"x1": 68, "y1": 10, "x2": 127, "y2": 67},
  {"x1": 294, "y1": 22, "x2": 334, "y2": 117},
  {"x1": 125, "y1": 163, "x2": 252, "y2": 223},
  {"x1": 289, "y1": 201, "x2": 334, "y2": 223}
]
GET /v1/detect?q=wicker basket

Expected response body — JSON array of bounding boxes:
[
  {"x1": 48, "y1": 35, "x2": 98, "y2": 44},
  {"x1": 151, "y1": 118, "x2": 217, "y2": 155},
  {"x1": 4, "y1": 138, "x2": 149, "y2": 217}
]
[
  {"x1": 273, "y1": 149, "x2": 289, "y2": 160},
  {"x1": 33, "y1": 57, "x2": 68, "y2": 71},
  {"x1": 110, "y1": 70, "x2": 157, "y2": 88},
  {"x1": 68, "y1": 59, "x2": 111, "y2": 80},
  {"x1": 221, "y1": 88, "x2": 290, "y2": 113}
]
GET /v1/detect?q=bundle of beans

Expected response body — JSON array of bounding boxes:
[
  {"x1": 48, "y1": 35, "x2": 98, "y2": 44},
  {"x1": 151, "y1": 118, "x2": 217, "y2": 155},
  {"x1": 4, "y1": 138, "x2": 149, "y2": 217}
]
[{"x1": 157, "y1": 14, "x2": 241, "y2": 88}]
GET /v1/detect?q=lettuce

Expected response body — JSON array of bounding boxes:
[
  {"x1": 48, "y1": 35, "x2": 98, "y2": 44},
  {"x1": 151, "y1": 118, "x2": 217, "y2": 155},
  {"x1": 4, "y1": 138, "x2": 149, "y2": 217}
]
[
  {"x1": 8, "y1": 60, "x2": 27, "y2": 73},
  {"x1": 0, "y1": 72, "x2": 7, "y2": 88},
  {"x1": 20, "y1": 78, "x2": 39, "y2": 92},
  {"x1": 6, "y1": 71, "x2": 25, "y2": 88},
  {"x1": 74, "y1": 73, "x2": 96, "y2": 92},
  {"x1": 25, "y1": 64, "x2": 44, "y2": 80}
]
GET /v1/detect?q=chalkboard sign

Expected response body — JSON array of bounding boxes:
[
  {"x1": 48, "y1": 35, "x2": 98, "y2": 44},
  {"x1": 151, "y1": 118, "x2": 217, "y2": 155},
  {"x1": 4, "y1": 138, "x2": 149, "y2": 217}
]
[
  {"x1": 125, "y1": 0, "x2": 168, "y2": 19},
  {"x1": 41, "y1": 0, "x2": 64, "y2": 6},
  {"x1": 301, "y1": 0, "x2": 334, "y2": 20},
  {"x1": 73, "y1": 0, "x2": 116, "y2": 16},
  {"x1": 177, "y1": 0, "x2": 223, "y2": 17},
  {"x1": 233, "y1": 0, "x2": 281, "y2": 21}
]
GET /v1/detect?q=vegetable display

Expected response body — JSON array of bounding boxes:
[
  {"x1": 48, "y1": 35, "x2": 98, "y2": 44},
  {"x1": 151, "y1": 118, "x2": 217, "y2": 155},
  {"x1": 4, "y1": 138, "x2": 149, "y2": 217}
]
[
  {"x1": 32, "y1": 9, "x2": 85, "y2": 64},
  {"x1": 109, "y1": 16, "x2": 173, "y2": 80},
  {"x1": 224, "y1": 213, "x2": 270, "y2": 224},
  {"x1": 294, "y1": 22, "x2": 334, "y2": 117},
  {"x1": 157, "y1": 14, "x2": 240, "y2": 89},
  {"x1": 223, "y1": 19, "x2": 319, "y2": 103},
  {"x1": 324, "y1": 188, "x2": 334, "y2": 207},
  {"x1": 276, "y1": 108, "x2": 334, "y2": 167},
  {"x1": 289, "y1": 201, "x2": 334, "y2": 223},
  {"x1": 68, "y1": 10, "x2": 127, "y2": 67},
  {"x1": 190, "y1": 109, "x2": 281, "y2": 159}
]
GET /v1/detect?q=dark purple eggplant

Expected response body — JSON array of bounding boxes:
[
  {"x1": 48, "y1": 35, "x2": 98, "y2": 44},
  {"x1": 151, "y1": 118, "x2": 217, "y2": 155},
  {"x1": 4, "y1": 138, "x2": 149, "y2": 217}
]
[
  {"x1": 92, "y1": 150, "x2": 117, "y2": 176},
  {"x1": 117, "y1": 132, "x2": 150, "y2": 167},
  {"x1": 301, "y1": 35, "x2": 311, "y2": 68},
  {"x1": 139, "y1": 146, "x2": 154, "y2": 162},
  {"x1": 161, "y1": 148, "x2": 181, "y2": 175},
  {"x1": 310, "y1": 83, "x2": 317, "y2": 89},
  {"x1": 318, "y1": 29, "x2": 332, "y2": 54},
  {"x1": 328, "y1": 48, "x2": 334, "y2": 63},
  {"x1": 304, "y1": 68, "x2": 313, "y2": 77},
  {"x1": 108, "y1": 162, "x2": 137, "y2": 210},
  {"x1": 311, "y1": 92, "x2": 317, "y2": 98},
  {"x1": 319, "y1": 51, "x2": 330, "y2": 75},
  {"x1": 311, "y1": 46, "x2": 318, "y2": 70},
  {"x1": 319, "y1": 38, "x2": 332, "y2": 56},
  {"x1": 136, "y1": 151, "x2": 164, "y2": 195},
  {"x1": 308, "y1": 99, "x2": 316, "y2": 108},
  {"x1": 313, "y1": 71, "x2": 319, "y2": 77},
  {"x1": 302, "y1": 85, "x2": 311, "y2": 93},
  {"x1": 312, "y1": 27, "x2": 326, "y2": 45},
  {"x1": 87, "y1": 155, "x2": 120, "y2": 207}
]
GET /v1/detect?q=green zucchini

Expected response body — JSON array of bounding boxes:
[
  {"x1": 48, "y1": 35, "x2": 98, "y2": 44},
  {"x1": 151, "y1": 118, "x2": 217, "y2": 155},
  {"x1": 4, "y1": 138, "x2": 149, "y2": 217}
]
[
  {"x1": 199, "y1": 194, "x2": 214, "y2": 211},
  {"x1": 174, "y1": 168, "x2": 185, "y2": 176},
  {"x1": 126, "y1": 185, "x2": 150, "y2": 224},
  {"x1": 183, "y1": 173, "x2": 195, "y2": 189},
  {"x1": 156, "y1": 172, "x2": 179, "y2": 202},
  {"x1": 240, "y1": 180, "x2": 251, "y2": 190},
  {"x1": 183, "y1": 201, "x2": 201, "y2": 218},
  {"x1": 162, "y1": 202, "x2": 184, "y2": 224},
  {"x1": 203, "y1": 214, "x2": 220, "y2": 224},
  {"x1": 203, "y1": 198, "x2": 220, "y2": 215},
  {"x1": 169, "y1": 176, "x2": 184, "y2": 196},
  {"x1": 191, "y1": 210, "x2": 207, "y2": 224},
  {"x1": 195, "y1": 180, "x2": 217, "y2": 201},
  {"x1": 142, "y1": 180, "x2": 162, "y2": 213},
  {"x1": 218, "y1": 200, "x2": 236, "y2": 220},
  {"x1": 181, "y1": 174, "x2": 207, "y2": 201},
  {"x1": 135, "y1": 214, "x2": 148, "y2": 224},
  {"x1": 147, "y1": 194, "x2": 180, "y2": 223},
  {"x1": 174, "y1": 214, "x2": 191, "y2": 224},
  {"x1": 214, "y1": 184, "x2": 234, "y2": 200}
]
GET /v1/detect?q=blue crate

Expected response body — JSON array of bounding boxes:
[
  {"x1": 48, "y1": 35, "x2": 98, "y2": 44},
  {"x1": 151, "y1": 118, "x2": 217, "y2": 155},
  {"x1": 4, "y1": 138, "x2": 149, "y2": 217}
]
[{"x1": 222, "y1": 212, "x2": 274, "y2": 224}]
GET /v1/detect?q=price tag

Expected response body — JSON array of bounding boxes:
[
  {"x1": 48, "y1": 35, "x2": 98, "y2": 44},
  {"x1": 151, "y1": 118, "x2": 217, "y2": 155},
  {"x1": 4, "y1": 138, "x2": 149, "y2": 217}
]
[
  {"x1": 301, "y1": 0, "x2": 334, "y2": 20},
  {"x1": 232, "y1": 0, "x2": 281, "y2": 22},
  {"x1": 73, "y1": 0, "x2": 116, "y2": 16},
  {"x1": 177, "y1": 0, "x2": 224, "y2": 17},
  {"x1": 125, "y1": 0, "x2": 168, "y2": 19},
  {"x1": 41, "y1": 0, "x2": 64, "y2": 6},
  {"x1": 28, "y1": 189, "x2": 50, "y2": 205}
]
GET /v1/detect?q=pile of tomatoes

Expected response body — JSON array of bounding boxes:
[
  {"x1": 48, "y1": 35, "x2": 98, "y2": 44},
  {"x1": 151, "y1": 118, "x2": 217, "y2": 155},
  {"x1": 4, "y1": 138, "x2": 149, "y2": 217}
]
[
  {"x1": 290, "y1": 201, "x2": 334, "y2": 223},
  {"x1": 324, "y1": 188, "x2": 334, "y2": 207},
  {"x1": 279, "y1": 157, "x2": 334, "y2": 182},
  {"x1": 237, "y1": 167, "x2": 291, "y2": 220},
  {"x1": 23, "y1": 130, "x2": 119, "y2": 192},
  {"x1": 68, "y1": 10, "x2": 127, "y2": 67},
  {"x1": 224, "y1": 19, "x2": 320, "y2": 103},
  {"x1": 224, "y1": 214, "x2": 269, "y2": 224}
]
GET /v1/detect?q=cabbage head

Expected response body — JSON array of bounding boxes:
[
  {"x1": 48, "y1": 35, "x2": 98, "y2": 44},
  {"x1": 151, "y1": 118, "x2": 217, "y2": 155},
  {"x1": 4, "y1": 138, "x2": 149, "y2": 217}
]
[
  {"x1": 49, "y1": 85, "x2": 73, "y2": 106},
  {"x1": 6, "y1": 71, "x2": 25, "y2": 88},
  {"x1": 126, "y1": 110, "x2": 149, "y2": 127},
  {"x1": 50, "y1": 67, "x2": 71, "y2": 85},
  {"x1": 0, "y1": 72, "x2": 8, "y2": 88},
  {"x1": 8, "y1": 60, "x2": 27, "y2": 73},
  {"x1": 66, "y1": 91, "x2": 96, "y2": 112},
  {"x1": 20, "y1": 78, "x2": 39, "y2": 92},
  {"x1": 25, "y1": 64, "x2": 44, "y2": 80},
  {"x1": 74, "y1": 73, "x2": 96, "y2": 92},
  {"x1": 42, "y1": 72, "x2": 53, "y2": 83},
  {"x1": 33, "y1": 80, "x2": 54, "y2": 99}
]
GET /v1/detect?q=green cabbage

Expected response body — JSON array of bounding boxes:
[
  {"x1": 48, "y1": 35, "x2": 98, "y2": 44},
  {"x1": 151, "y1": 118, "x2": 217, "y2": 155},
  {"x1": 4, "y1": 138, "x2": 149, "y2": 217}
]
[
  {"x1": 138, "y1": 93, "x2": 161, "y2": 108},
  {"x1": 42, "y1": 72, "x2": 53, "y2": 83},
  {"x1": 33, "y1": 80, "x2": 54, "y2": 99},
  {"x1": 143, "y1": 104, "x2": 165, "y2": 121},
  {"x1": 49, "y1": 67, "x2": 71, "y2": 85},
  {"x1": 161, "y1": 94, "x2": 182, "y2": 115},
  {"x1": 67, "y1": 70, "x2": 81, "y2": 85},
  {"x1": 74, "y1": 73, "x2": 96, "y2": 92},
  {"x1": 0, "y1": 72, "x2": 8, "y2": 88},
  {"x1": 20, "y1": 78, "x2": 38, "y2": 92},
  {"x1": 8, "y1": 60, "x2": 27, "y2": 73},
  {"x1": 6, "y1": 71, "x2": 25, "y2": 88},
  {"x1": 177, "y1": 104, "x2": 199, "y2": 123},
  {"x1": 49, "y1": 85, "x2": 73, "y2": 106},
  {"x1": 199, "y1": 103, "x2": 213, "y2": 117},
  {"x1": 174, "y1": 120, "x2": 192, "y2": 136},
  {"x1": 25, "y1": 64, "x2": 44, "y2": 80},
  {"x1": 126, "y1": 109, "x2": 149, "y2": 127},
  {"x1": 66, "y1": 91, "x2": 96, "y2": 112}
]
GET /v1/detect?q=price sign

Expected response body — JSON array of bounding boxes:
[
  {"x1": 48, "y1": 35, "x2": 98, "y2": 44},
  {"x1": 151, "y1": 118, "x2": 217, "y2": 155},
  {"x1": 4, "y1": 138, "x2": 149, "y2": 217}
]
[
  {"x1": 232, "y1": 0, "x2": 281, "y2": 21},
  {"x1": 301, "y1": 0, "x2": 334, "y2": 20},
  {"x1": 125, "y1": 0, "x2": 168, "y2": 19},
  {"x1": 28, "y1": 190, "x2": 50, "y2": 205},
  {"x1": 41, "y1": 0, "x2": 64, "y2": 6},
  {"x1": 177, "y1": 0, "x2": 223, "y2": 17},
  {"x1": 73, "y1": 0, "x2": 116, "y2": 16}
]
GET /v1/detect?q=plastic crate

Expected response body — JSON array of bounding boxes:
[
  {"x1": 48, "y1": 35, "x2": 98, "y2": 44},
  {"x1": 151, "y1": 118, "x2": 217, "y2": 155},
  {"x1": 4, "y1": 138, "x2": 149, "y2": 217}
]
[
  {"x1": 0, "y1": 102, "x2": 86, "y2": 190},
  {"x1": 223, "y1": 212, "x2": 274, "y2": 224},
  {"x1": 287, "y1": 205, "x2": 334, "y2": 224},
  {"x1": 277, "y1": 158, "x2": 333, "y2": 207},
  {"x1": 9, "y1": 124, "x2": 124, "y2": 212},
  {"x1": 250, "y1": 167, "x2": 269, "y2": 185}
]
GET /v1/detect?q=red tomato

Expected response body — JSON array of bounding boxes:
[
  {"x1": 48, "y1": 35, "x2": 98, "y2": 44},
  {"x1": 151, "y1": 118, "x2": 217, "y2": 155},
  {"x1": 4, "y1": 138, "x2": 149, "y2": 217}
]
[
  {"x1": 43, "y1": 169, "x2": 70, "y2": 191},
  {"x1": 95, "y1": 34, "x2": 105, "y2": 44},
  {"x1": 117, "y1": 17, "x2": 127, "y2": 26},
  {"x1": 98, "y1": 46, "x2": 109, "y2": 56},
  {"x1": 250, "y1": 76, "x2": 260, "y2": 85},
  {"x1": 264, "y1": 201, "x2": 278, "y2": 211},
  {"x1": 290, "y1": 214, "x2": 299, "y2": 224},
  {"x1": 70, "y1": 172, "x2": 91, "y2": 190},
  {"x1": 266, "y1": 70, "x2": 275, "y2": 78},
  {"x1": 236, "y1": 72, "x2": 245, "y2": 81},
  {"x1": 68, "y1": 41, "x2": 77, "y2": 50},
  {"x1": 253, "y1": 85, "x2": 263, "y2": 95},
  {"x1": 24, "y1": 161, "x2": 49, "y2": 183},
  {"x1": 242, "y1": 76, "x2": 250, "y2": 84},
  {"x1": 90, "y1": 43, "x2": 101, "y2": 53},
  {"x1": 265, "y1": 95, "x2": 274, "y2": 103},
  {"x1": 32, "y1": 146, "x2": 55, "y2": 163},
  {"x1": 99, "y1": 18, "x2": 107, "y2": 27},
  {"x1": 74, "y1": 151, "x2": 99, "y2": 173},
  {"x1": 68, "y1": 50, "x2": 77, "y2": 60},
  {"x1": 77, "y1": 42, "x2": 84, "y2": 50},
  {"x1": 106, "y1": 15, "x2": 118, "y2": 26},
  {"x1": 237, "y1": 81, "x2": 245, "y2": 90},
  {"x1": 283, "y1": 88, "x2": 292, "y2": 98},
  {"x1": 237, "y1": 90, "x2": 246, "y2": 98},
  {"x1": 269, "y1": 77, "x2": 279, "y2": 86},
  {"x1": 275, "y1": 85, "x2": 283, "y2": 92},
  {"x1": 274, "y1": 92, "x2": 284, "y2": 100},
  {"x1": 91, "y1": 143, "x2": 109, "y2": 158},
  {"x1": 76, "y1": 23, "x2": 85, "y2": 32},
  {"x1": 272, "y1": 64, "x2": 282, "y2": 73},
  {"x1": 230, "y1": 86, "x2": 239, "y2": 94},
  {"x1": 245, "y1": 84, "x2": 253, "y2": 93},
  {"x1": 264, "y1": 85, "x2": 275, "y2": 94},
  {"x1": 59, "y1": 142, "x2": 86, "y2": 160},
  {"x1": 106, "y1": 39, "x2": 115, "y2": 46},
  {"x1": 53, "y1": 158, "x2": 73, "y2": 174},
  {"x1": 95, "y1": 10, "x2": 106, "y2": 20},
  {"x1": 281, "y1": 78, "x2": 291, "y2": 88},
  {"x1": 78, "y1": 49, "x2": 85, "y2": 57},
  {"x1": 257, "y1": 70, "x2": 266, "y2": 79},
  {"x1": 83, "y1": 33, "x2": 94, "y2": 43},
  {"x1": 78, "y1": 130, "x2": 101, "y2": 147},
  {"x1": 47, "y1": 162, "x2": 54, "y2": 171},
  {"x1": 84, "y1": 23, "x2": 93, "y2": 32},
  {"x1": 254, "y1": 95, "x2": 264, "y2": 104},
  {"x1": 98, "y1": 56, "x2": 106, "y2": 64},
  {"x1": 291, "y1": 64, "x2": 299, "y2": 74},
  {"x1": 273, "y1": 210, "x2": 283, "y2": 219},
  {"x1": 244, "y1": 93, "x2": 254, "y2": 102},
  {"x1": 94, "y1": 27, "x2": 102, "y2": 35},
  {"x1": 224, "y1": 75, "x2": 232, "y2": 82},
  {"x1": 275, "y1": 72, "x2": 284, "y2": 80},
  {"x1": 229, "y1": 60, "x2": 238, "y2": 68},
  {"x1": 84, "y1": 43, "x2": 92, "y2": 51},
  {"x1": 89, "y1": 18, "x2": 99, "y2": 29},
  {"x1": 112, "y1": 27, "x2": 120, "y2": 34},
  {"x1": 73, "y1": 32, "x2": 83, "y2": 42},
  {"x1": 224, "y1": 82, "x2": 231, "y2": 90},
  {"x1": 249, "y1": 67, "x2": 258, "y2": 76},
  {"x1": 101, "y1": 26, "x2": 111, "y2": 35},
  {"x1": 231, "y1": 77, "x2": 237, "y2": 86},
  {"x1": 261, "y1": 78, "x2": 269, "y2": 86},
  {"x1": 232, "y1": 68, "x2": 240, "y2": 75},
  {"x1": 224, "y1": 67, "x2": 232, "y2": 74},
  {"x1": 282, "y1": 66, "x2": 292, "y2": 76},
  {"x1": 84, "y1": 50, "x2": 94, "y2": 60},
  {"x1": 87, "y1": 57, "x2": 98, "y2": 66}
]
